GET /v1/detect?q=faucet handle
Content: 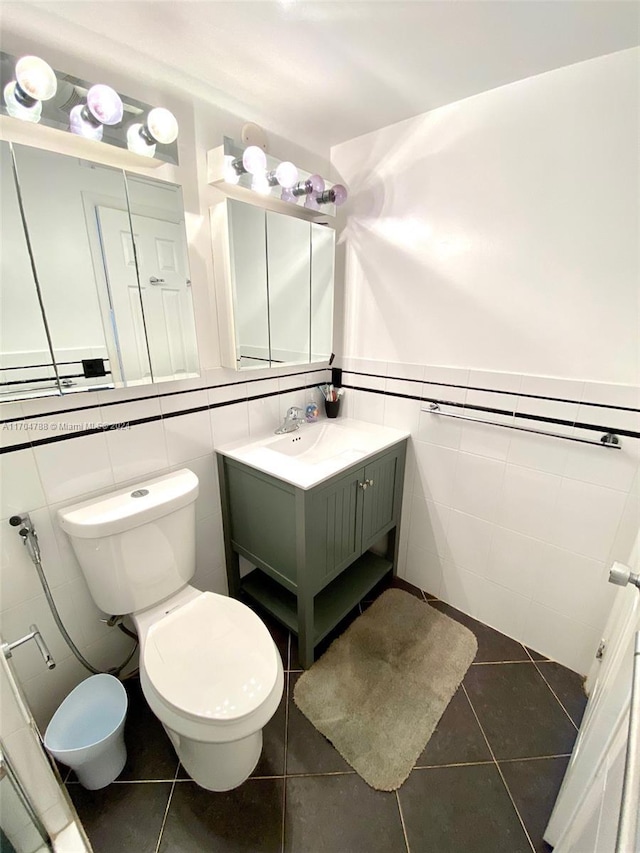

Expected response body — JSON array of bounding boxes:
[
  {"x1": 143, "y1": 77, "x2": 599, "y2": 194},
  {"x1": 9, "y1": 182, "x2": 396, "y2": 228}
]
[{"x1": 287, "y1": 406, "x2": 304, "y2": 419}]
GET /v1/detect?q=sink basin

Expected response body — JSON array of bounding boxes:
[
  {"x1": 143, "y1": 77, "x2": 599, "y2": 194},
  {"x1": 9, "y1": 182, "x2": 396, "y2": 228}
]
[
  {"x1": 269, "y1": 423, "x2": 365, "y2": 462},
  {"x1": 216, "y1": 418, "x2": 410, "y2": 490}
]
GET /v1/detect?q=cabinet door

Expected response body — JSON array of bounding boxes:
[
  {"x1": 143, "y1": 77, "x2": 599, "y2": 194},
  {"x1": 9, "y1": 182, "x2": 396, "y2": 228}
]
[
  {"x1": 361, "y1": 450, "x2": 401, "y2": 549},
  {"x1": 305, "y1": 467, "x2": 363, "y2": 593}
]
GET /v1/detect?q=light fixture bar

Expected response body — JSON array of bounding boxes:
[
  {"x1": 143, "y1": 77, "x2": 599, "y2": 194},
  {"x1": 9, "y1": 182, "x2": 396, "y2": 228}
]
[{"x1": 0, "y1": 51, "x2": 179, "y2": 166}]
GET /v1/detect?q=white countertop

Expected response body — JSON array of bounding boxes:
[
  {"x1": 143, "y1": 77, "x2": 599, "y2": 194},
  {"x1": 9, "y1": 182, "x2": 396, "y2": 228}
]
[{"x1": 216, "y1": 418, "x2": 410, "y2": 490}]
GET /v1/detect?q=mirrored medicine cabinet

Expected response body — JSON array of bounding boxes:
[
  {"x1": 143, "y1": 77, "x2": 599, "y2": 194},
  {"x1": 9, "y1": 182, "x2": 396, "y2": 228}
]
[
  {"x1": 212, "y1": 198, "x2": 335, "y2": 370},
  {"x1": 0, "y1": 140, "x2": 199, "y2": 402}
]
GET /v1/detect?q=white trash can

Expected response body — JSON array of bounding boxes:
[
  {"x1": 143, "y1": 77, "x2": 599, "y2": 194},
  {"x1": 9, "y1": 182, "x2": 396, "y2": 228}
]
[{"x1": 44, "y1": 673, "x2": 128, "y2": 790}]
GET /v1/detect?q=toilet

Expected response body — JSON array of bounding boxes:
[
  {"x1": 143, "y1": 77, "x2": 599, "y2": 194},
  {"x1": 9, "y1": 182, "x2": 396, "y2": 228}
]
[{"x1": 57, "y1": 469, "x2": 284, "y2": 792}]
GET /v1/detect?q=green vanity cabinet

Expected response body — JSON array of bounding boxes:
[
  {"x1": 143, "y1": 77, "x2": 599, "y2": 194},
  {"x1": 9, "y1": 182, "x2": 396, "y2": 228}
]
[{"x1": 217, "y1": 439, "x2": 407, "y2": 668}]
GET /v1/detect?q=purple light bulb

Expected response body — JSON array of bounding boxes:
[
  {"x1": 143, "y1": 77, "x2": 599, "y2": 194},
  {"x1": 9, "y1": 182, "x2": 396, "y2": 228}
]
[
  {"x1": 332, "y1": 184, "x2": 348, "y2": 206},
  {"x1": 304, "y1": 194, "x2": 320, "y2": 211},
  {"x1": 86, "y1": 84, "x2": 123, "y2": 126},
  {"x1": 306, "y1": 174, "x2": 325, "y2": 194},
  {"x1": 281, "y1": 187, "x2": 296, "y2": 203}
]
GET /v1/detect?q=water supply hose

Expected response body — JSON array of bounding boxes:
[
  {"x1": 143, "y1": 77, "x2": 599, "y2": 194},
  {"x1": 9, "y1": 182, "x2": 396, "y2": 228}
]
[{"x1": 9, "y1": 514, "x2": 138, "y2": 678}]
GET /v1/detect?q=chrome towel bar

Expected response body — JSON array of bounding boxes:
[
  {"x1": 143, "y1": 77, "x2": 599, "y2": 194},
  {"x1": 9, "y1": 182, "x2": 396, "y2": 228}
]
[{"x1": 424, "y1": 403, "x2": 621, "y2": 450}]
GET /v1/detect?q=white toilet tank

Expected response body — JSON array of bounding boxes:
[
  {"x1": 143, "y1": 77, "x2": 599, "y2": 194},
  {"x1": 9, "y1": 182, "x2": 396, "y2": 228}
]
[{"x1": 58, "y1": 469, "x2": 199, "y2": 616}]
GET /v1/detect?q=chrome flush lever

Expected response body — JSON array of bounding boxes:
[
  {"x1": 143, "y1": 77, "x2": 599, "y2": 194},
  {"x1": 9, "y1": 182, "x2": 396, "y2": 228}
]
[{"x1": 1, "y1": 624, "x2": 56, "y2": 669}]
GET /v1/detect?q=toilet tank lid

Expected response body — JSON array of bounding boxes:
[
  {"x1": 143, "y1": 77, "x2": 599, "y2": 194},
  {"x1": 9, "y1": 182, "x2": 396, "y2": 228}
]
[{"x1": 58, "y1": 469, "x2": 199, "y2": 539}]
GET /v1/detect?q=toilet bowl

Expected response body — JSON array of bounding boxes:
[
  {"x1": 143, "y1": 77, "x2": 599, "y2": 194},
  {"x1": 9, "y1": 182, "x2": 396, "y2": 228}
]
[
  {"x1": 58, "y1": 469, "x2": 284, "y2": 791},
  {"x1": 44, "y1": 674, "x2": 128, "y2": 790},
  {"x1": 133, "y1": 584, "x2": 284, "y2": 791}
]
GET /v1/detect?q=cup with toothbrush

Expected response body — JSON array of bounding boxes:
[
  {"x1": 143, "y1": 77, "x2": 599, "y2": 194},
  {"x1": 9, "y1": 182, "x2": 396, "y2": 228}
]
[{"x1": 319, "y1": 383, "x2": 343, "y2": 418}]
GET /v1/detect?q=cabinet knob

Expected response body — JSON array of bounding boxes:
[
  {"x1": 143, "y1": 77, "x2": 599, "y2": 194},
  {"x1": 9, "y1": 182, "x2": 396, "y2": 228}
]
[{"x1": 359, "y1": 481, "x2": 368, "y2": 490}]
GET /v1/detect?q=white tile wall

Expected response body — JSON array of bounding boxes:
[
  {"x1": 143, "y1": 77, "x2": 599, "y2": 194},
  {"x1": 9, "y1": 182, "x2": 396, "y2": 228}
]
[
  {"x1": 0, "y1": 364, "x2": 330, "y2": 726},
  {"x1": 343, "y1": 357, "x2": 640, "y2": 674}
]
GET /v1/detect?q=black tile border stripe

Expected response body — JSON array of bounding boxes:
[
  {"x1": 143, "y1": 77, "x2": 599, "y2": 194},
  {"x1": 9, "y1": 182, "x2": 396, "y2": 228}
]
[
  {"x1": 1, "y1": 364, "x2": 637, "y2": 456},
  {"x1": 344, "y1": 369, "x2": 640, "y2": 413},
  {"x1": 342, "y1": 379, "x2": 640, "y2": 440},
  {"x1": 0, "y1": 381, "x2": 320, "y2": 455},
  {"x1": 0, "y1": 366, "x2": 328, "y2": 425}
]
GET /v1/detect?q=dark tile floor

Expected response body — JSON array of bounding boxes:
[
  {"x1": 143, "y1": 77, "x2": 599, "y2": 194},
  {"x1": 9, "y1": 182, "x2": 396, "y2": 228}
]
[{"x1": 66, "y1": 578, "x2": 587, "y2": 853}]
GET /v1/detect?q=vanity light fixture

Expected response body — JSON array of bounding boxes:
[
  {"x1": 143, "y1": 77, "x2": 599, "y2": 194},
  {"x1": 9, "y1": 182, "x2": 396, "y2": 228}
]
[
  {"x1": 1, "y1": 51, "x2": 180, "y2": 167},
  {"x1": 209, "y1": 136, "x2": 346, "y2": 217},
  {"x1": 126, "y1": 107, "x2": 179, "y2": 157},
  {"x1": 69, "y1": 84, "x2": 123, "y2": 140},
  {"x1": 3, "y1": 55, "x2": 57, "y2": 123}
]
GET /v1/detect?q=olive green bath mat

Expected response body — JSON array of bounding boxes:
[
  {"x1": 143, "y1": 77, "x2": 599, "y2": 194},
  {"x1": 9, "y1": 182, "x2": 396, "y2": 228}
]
[{"x1": 293, "y1": 588, "x2": 478, "y2": 791}]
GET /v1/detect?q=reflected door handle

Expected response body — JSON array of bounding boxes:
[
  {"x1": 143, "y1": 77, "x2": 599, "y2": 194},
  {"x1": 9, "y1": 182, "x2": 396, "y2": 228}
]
[{"x1": 149, "y1": 276, "x2": 165, "y2": 285}]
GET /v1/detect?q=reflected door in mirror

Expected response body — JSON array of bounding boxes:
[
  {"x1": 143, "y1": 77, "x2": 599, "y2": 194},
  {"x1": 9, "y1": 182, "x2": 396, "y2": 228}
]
[{"x1": 0, "y1": 143, "x2": 200, "y2": 401}]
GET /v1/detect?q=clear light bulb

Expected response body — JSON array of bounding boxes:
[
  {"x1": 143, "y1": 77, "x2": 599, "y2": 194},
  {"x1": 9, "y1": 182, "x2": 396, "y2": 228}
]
[
  {"x1": 242, "y1": 145, "x2": 267, "y2": 175},
  {"x1": 69, "y1": 104, "x2": 103, "y2": 140},
  {"x1": 275, "y1": 161, "x2": 298, "y2": 189},
  {"x1": 127, "y1": 122, "x2": 156, "y2": 156},
  {"x1": 86, "y1": 84, "x2": 123, "y2": 126},
  {"x1": 146, "y1": 107, "x2": 178, "y2": 144},
  {"x1": 251, "y1": 173, "x2": 271, "y2": 195},
  {"x1": 15, "y1": 55, "x2": 57, "y2": 102},
  {"x1": 280, "y1": 187, "x2": 297, "y2": 203},
  {"x1": 3, "y1": 81, "x2": 42, "y2": 122}
]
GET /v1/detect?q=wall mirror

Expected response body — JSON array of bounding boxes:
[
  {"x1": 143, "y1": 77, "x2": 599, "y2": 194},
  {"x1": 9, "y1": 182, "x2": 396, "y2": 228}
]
[
  {"x1": 216, "y1": 198, "x2": 334, "y2": 370},
  {"x1": 0, "y1": 141, "x2": 199, "y2": 401}
]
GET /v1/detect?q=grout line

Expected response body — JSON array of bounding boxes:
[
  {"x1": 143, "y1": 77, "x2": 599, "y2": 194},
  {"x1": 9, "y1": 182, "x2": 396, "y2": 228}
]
[
  {"x1": 413, "y1": 759, "x2": 496, "y2": 771},
  {"x1": 497, "y1": 754, "x2": 572, "y2": 764},
  {"x1": 110, "y1": 778, "x2": 182, "y2": 784},
  {"x1": 286, "y1": 632, "x2": 292, "y2": 672},
  {"x1": 461, "y1": 683, "x2": 537, "y2": 853},
  {"x1": 471, "y1": 659, "x2": 538, "y2": 666},
  {"x1": 283, "y1": 770, "x2": 357, "y2": 778},
  {"x1": 153, "y1": 763, "x2": 180, "y2": 853},
  {"x1": 395, "y1": 790, "x2": 411, "y2": 853},
  {"x1": 281, "y1": 670, "x2": 290, "y2": 853},
  {"x1": 171, "y1": 770, "x2": 360, "y2": 781},
  {"x1": 530, "y1": 661, "x2": 580, "y2": 732}
]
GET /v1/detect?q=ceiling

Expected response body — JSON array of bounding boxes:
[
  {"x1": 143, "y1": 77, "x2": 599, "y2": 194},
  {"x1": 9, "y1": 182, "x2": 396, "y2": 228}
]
[{"x1": 1, "y1": 1, "x2": 638, "y2": 154}]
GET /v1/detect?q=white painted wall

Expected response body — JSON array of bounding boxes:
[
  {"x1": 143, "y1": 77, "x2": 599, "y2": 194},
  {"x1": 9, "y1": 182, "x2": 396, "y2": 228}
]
[
  {"x1": 331, "y1": 48, "x2": 639, "y2": 385},
  {"x1": 331, "y1": 50, "x2": 640, "y2": 673}
]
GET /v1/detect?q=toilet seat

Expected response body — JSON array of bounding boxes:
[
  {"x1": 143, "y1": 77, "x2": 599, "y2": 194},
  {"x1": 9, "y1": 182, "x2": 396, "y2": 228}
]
[{"x1": 142, "y1": 591, "x2": 280, "y2": 725}]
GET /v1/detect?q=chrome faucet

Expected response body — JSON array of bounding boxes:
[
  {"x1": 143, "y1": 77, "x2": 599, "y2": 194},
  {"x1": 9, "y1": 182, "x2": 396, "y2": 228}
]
[{"x1": 275, "y1": 406, "x2": 305, "y2": 434}]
